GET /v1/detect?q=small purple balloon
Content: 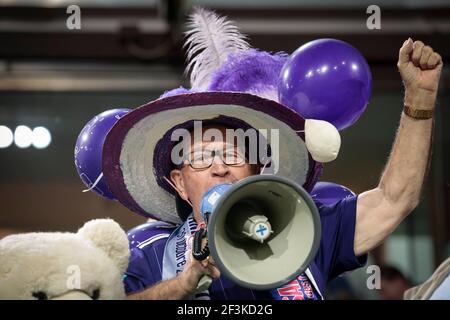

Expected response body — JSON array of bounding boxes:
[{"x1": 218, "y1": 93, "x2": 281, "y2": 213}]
[
  {"x1": 310, "y1": 181, "x2": 356, "y2": 206},
  {"x1": 74, "y1": 108, "x2": 131, "y2": 200},
  {"x1": 278, "y1": 39, "x2": 372, "y2": 130}
]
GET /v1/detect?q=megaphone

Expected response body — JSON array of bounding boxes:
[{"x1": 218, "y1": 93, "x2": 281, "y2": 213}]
[{"x1": 193, "y1": 175, "x2": 321, "y2": 291}]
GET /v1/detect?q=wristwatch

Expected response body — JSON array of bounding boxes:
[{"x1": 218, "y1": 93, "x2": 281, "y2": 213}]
[{"x1": 403, "y1": 105, "x2": 434, "y2": 120}]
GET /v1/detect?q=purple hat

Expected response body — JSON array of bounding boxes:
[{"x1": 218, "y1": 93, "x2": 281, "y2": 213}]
[{"x1": 101, "y1": 8, "x2": 323, "y2": 224}]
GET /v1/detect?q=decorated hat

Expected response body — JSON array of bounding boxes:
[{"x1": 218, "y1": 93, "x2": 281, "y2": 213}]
[{"x1": 100, "y1": 8, "x2": 371, "y2": 224}]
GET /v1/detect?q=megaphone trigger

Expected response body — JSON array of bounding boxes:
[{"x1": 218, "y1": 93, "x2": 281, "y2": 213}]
[
  {"x1": 191, "y1": 226, "x2": 215, "y2": 293},
  {"x1": 192, "y1": 227, "x2": 210, "y2": 261}
]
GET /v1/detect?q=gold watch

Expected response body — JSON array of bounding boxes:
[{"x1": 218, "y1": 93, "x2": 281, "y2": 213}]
[{"x1": 403, "y1": 105, "x2": 434, "y2": 120}]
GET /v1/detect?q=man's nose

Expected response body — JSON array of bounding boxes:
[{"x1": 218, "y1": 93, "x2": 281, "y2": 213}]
[{"x1": 210, "y1": 156, "x2": 230, "y2": 177}]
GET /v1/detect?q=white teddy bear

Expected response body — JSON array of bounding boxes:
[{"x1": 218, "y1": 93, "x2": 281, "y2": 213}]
[{"x1": 0, "y1": 219, "x2": 129, "y2": 300}]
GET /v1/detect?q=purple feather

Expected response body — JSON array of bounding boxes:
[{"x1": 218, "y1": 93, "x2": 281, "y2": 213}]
[
  {"x1": 159, "y1": 86, "x2": 192, "y2": 99},
  {"x1": 207, "y1": 49, "x2": 288, "y2": 98},
  {"x1": 159, "y1": 49, "x2": 288, "y2": 101}
]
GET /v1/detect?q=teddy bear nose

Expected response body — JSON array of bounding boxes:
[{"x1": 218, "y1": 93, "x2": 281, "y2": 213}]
[{"x1": 32, "y1": 291, "x2": 48, "y2": 300}]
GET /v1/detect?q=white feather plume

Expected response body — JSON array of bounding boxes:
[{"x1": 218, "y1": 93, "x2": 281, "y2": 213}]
[{"x1": 184, "y1": 7, "x2": 250, "y2": 90}]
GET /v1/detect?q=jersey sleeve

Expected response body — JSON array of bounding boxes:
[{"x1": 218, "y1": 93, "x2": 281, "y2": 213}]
[
  {"x1": 314, "y1": 195, "x2": 368, "y2": 282},
  {"x1": 123, "y1": 222, "x2": 173, "y2": 295}
]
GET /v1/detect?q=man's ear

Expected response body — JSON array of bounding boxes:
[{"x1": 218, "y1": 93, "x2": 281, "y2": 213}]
[{"x1": 169, "y1": 169, "x2": 189, "y2": 201}]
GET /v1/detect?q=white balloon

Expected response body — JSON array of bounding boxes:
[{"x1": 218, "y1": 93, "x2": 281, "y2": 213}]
[{"x1": 305, "y1": 119, "x2": 341, "y2": 163}]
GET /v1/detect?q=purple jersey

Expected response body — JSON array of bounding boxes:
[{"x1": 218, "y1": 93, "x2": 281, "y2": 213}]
[{"x1": 123, "y1": 195, "x2": 367, "y2": 299}]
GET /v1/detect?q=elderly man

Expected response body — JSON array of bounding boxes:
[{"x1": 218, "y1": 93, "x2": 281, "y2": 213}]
[{"x1": 100, "y1": 9, "x2": 443, "y2": 300}]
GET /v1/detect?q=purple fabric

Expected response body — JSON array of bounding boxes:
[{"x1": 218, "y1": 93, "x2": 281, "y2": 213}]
[
  {"x1": 102, "y1": 92, "x2": 322, "y2": 219},
  {"x1": 123, "y1": 195, "x2": 367, "y2": 299},
  {"x1": 208, "y1": 49, "x2": 288, "y2": 94},
  {"x1": 311, "y1": 181, "x2": 356, "y2": 206},
  {"x1": 124, "y1": 222, "x2": 175, "y2": 293},
  {"x1": 127, "y1": 220, "x2": 176, "y2": 249},
  {"x1": 313, "y1": 195, "x2": 368, "y2": 282}
]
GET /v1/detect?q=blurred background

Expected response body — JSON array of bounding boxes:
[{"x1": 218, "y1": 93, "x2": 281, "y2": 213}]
[{"x1": 0, "y1": 0, "x2": 449, "y2": 299}]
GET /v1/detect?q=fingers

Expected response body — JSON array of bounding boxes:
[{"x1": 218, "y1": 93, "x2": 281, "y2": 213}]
[
  {"x1": 411, "y1": 40, "x2": 424, "y2": 66},
  {"x1": 206, "y1": 263, "x2": 221, "y2": 279},
  {"x1": 420, "y1": 46, "x2": 433, "y2": 69},
  {"x1": 398, "y1": 38, "x2": 413, "y2": 67},
  {"x1": 427, "y1": 52, "x2": 443, "y2": 69},
  {"x1": 199, "y1": 258, "x2": 220, "y2": 279},
  {"x1": 401, "y1": 38, "x2": 444, "y2": 70}
]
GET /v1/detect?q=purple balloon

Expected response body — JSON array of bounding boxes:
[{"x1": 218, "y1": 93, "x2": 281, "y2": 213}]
[
  {"x1": 74, "y1": 108, "x2": 131, "y2": 200},
  {"x1": 278, "y1": 39, "x2": 372, "y2": 130},
  {"x1": 310, "y1": 181, "x2": 356, "y2": 206}
]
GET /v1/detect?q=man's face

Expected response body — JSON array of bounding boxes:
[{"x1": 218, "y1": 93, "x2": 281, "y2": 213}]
[{"x1": 170, "y1": 125, "x2": 258, "y2": 222}]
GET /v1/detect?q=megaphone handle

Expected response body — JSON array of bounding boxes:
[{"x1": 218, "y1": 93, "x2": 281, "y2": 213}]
[{"x1": 196, "y1": 275, "x2": 213, "y2": 292}]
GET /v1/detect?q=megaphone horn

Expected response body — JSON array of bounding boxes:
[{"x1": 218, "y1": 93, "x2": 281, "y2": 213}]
[{"x1": 193, "y1": 175, "x2": 321, "y2": 291}]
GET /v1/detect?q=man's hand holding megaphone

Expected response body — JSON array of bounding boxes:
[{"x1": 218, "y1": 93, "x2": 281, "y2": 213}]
[{"x1": 178, "y1": 235, "x2": 221, "y2": 296}]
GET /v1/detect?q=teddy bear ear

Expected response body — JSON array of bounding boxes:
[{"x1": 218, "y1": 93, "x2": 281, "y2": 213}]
[{"x1": 77, "y1": 219, "x2": 130, "y2": 274}]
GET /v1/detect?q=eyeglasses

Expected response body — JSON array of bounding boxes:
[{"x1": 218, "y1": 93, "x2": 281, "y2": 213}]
[{"x1": 183, "y1": 148, "x2": 247, "y2": 170}]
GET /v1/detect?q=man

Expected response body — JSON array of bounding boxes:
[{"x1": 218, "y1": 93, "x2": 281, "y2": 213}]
[{"x1": 100, "y1": 10, "x2": 443, "y2": 300}]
